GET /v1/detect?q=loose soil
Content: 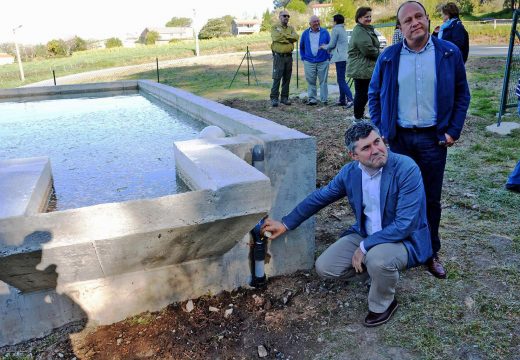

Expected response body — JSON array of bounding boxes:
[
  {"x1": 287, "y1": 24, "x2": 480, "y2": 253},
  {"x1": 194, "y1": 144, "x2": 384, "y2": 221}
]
[{"x1": 1, "y1": 57, "x2": 518, "y2": 360}]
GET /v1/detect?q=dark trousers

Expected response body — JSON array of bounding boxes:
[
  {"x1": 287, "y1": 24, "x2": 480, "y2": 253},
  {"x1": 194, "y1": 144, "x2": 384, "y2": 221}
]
[
  {"x1": 353, "y1": 78, "x2": 371, "y2": 119},
  {"x1": 389, "y1": 128, "x2": 447, "y2": 256},
  {"x1": 270, "y1": 53, "x2": 293, "y2": 100},
  {"x1": 335, "y1": 61, "x2": 353, "y2": 104}
]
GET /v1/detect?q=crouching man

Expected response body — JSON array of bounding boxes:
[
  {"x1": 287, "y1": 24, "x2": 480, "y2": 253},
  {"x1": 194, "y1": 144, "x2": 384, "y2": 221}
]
[{"x1": 262, "y1": 121, "x2": 432, "y2": 327}]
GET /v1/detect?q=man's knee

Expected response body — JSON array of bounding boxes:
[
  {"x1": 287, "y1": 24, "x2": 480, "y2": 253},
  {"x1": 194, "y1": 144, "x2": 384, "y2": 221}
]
[
  {"x1": 365, "y1": 246, "x2": 405, "y2": 275},
  {"x1": 314, "y1": 255, "x2": 331, "y2": 278}
]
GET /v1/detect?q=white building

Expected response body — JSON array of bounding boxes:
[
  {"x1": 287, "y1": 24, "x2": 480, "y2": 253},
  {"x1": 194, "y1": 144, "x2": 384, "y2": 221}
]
[
  {"x1": 231, "y1": 19, "x2": 261, "y2": 36},
  {"x1": 0, "y1": 53, "x2": 15, "y2": 66},
  {"x1": 139, "y1": 27, "x2": 194, "y2": 44}
]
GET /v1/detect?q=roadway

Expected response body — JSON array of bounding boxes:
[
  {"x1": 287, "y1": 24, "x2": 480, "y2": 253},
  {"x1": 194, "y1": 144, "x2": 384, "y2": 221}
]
[{"x1": 469, "y1": 45, "x2": 508, "y2": 57}]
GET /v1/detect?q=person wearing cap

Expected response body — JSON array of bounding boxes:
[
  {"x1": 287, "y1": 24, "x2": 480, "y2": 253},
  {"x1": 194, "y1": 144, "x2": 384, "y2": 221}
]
[
  {"x1": 270, "y1": 10, "x2": 299, "y2": 107},
  {"x1": 368, "y1": 1, "x2": 470, "y2": 279},
  {"x1": 262, "y1": 121, "x2": 432, "y2": 327}
]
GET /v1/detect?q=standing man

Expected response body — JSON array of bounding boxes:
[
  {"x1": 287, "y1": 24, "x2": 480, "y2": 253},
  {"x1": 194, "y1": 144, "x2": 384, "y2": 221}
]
[
  {"x1": 368, "y1": 1, "x2": 470, "y2": 278},
  {"x1": 262, "y1": 121, "x2": 432, "y2": 327},
  {"x1": 270, "y1": 10, "x2": 299, "y2": 108},
  {"x1": 300, "y1": 15, "x2": 330, "y2": 105}
]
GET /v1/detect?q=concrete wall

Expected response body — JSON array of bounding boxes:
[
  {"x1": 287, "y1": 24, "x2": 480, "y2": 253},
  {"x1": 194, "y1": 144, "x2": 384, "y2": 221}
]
[{"x1": 0, "y1": 81, "x2": 316, "y2": 346}]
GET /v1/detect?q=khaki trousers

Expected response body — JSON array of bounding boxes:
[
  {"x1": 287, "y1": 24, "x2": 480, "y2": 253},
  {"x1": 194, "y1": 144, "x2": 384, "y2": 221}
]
[{"x1": 315, "y1": 233, "x2": 408, "y2": 313}]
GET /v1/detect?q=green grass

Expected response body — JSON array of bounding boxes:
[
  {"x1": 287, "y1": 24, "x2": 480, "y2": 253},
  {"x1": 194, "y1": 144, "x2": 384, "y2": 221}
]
[
  {"x1": 125, "y1": 312, "x2": 155, "y2": 326},
  {"x1": 0, "y1": 32, "x2": 272, "y2": 89}
]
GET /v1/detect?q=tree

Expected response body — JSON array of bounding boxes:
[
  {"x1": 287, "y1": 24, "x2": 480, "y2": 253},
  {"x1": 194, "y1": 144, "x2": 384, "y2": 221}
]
[
  {"x1": 46, "y1": 39, "x2": 67, "y2": 57},
  {"x1": 34, "y1": 44, "x2": 48, "y2": 58},
  {"x1": 105, "y1": 37, "x2": 123, "y2": 48},
  {"x1": 70, "y1": 36, "x2": 87, "y2": 52},
  {"x1": 145, "y1": 31, "x2": 160, "y2": 45},
  {"x1": 166, "y1": 17, "x2": 192, "y2": 27},
  {"x1": 198, "y1": 17, "x2": 233, "y2": 39},
  {"x1": 332, "y1": 0, "x2": 356, "y2": 22},
  {"x1": 287, "y1": 0, "x2": 307, "y2": 13},
  {"x1": 261, "y1": 9, "x2": 273, "y2": 31},
  {"x1": 273, "y1": 0, "x2": 291, "y2": 8}
]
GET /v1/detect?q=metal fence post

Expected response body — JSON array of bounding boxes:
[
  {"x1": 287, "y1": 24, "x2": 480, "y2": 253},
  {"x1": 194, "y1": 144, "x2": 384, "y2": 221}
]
[
  {"x1": 156, "y1": 57, "x2": 160, "y2": 83},
  {"x1": 247, "y1": 46, "x2": 250, "y2": 86},
  {"x1": 498, "y1": 10, "x2": 520, "y2": 125},
  {"x1": 296, "y1": 40, "x2": 299, "y2": 89}
]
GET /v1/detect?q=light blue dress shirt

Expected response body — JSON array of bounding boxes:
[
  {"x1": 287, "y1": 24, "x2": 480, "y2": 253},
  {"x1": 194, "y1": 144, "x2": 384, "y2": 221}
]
[
  {"x1": 309, "y1": 30, "x2": 321, "y2": 56},
  {"x1": 397, "y1": 36, "x2": 437, "y2": 128}
]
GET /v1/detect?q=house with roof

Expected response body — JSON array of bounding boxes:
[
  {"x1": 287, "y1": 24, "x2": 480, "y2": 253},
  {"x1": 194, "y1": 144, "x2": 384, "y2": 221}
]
[
  {"x1": 310, "y1": 2, "x2": 334, "y2": 17},
  {"x1": 231, "y1": 19, "x2": 261, "y2": 36},
  {"x1": 0, "y1": 53, "x2": 15, "y2": 66},
  {"x1": 139, "y1": 27, "x2": 194, "y2": 44},
  {"x1": 122, "y1": 33, "x2": 140, "y2": 48}
]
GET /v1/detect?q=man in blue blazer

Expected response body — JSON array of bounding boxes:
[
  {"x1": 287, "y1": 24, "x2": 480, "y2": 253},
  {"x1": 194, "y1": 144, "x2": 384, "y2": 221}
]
[
  {"x1": 300, "y1": 15, "x2": 330, "y2": 105},
  {"x1": 262, "y1": 121, "x2": 432, "y2": 327}
]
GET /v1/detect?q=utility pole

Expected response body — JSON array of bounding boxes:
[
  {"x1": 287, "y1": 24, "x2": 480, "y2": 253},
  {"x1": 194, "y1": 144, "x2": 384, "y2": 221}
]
[
  {"x1": 193, "y1": 9, "x2": 200, "y2": 56},
  {"x1": 13, "y1": 25, "x2": 25, "y2": 82}
]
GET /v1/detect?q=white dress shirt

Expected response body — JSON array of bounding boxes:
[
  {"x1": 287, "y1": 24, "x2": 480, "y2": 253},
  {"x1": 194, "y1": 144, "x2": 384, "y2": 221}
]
[{"x1": 358, "y1": 163, "x2": 383, "y2": 254}]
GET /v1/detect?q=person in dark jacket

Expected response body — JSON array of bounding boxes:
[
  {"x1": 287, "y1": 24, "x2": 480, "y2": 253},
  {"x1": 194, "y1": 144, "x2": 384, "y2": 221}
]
[
  {"x1": 262, "y1": 121, "x2": 432, "y2": 327},
  {"x1": 432, "y1": 2, "x2": 469, "y2": 63},
  {"x1": 347, "y1": 7, "x2": 380, "y2": 120},
  {"x1": 369, "y1": 1, "x2": 470, "y2": 279}
]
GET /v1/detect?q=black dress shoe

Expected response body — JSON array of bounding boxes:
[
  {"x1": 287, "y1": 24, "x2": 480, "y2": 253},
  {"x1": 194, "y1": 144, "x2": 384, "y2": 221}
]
[
  {"x1": 426, "y1": 256, "x2": 447, "y2": 279},
  {"x1": 364, "y1": 299, "x2": 398, "y2": 327}
]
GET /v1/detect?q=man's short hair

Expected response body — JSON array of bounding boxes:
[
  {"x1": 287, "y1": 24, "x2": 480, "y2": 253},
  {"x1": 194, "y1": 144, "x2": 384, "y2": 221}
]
[
  {"x1": 397, "y1": 1, "x2": 427, "y2": 21},
  {"x1": 355, "y1": 7, "x2": 372, "y2": 23},
  {"x1": 333, "y1": 14, "x2": 345, "y2": 25},
  {"x1": 441, "y1": 2, "x2": 460, "y2": 18},
  {"x1": 344, "y1": 121, "x2": 379, "y2": 152}
]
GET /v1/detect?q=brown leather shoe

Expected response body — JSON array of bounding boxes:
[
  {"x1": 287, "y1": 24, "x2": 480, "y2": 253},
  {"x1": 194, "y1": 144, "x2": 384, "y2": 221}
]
[
  {"x1": 426, "y1": 256, "x2": 447, "y2": 279},
  {"x1": 364, "y1": 299, "x2": 398, "y2": 327}
]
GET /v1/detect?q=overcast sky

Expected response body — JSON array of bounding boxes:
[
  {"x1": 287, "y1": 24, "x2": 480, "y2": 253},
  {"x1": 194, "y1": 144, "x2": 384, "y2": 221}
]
[{"x1": 0, "y1": 0, "x2": 274, "y2": 45}]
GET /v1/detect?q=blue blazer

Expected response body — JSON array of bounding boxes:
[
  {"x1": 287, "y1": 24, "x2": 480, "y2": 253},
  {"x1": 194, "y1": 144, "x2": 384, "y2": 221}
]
[
  {"x1": 282, "y1": 151, "x2": 432, "y2": 268},
  {"x1": 299, "y1": 27, "x2": 330, "y2": 63},
  {"x1": 368, "y1": 36, "x2": 470, "y2": 143}
]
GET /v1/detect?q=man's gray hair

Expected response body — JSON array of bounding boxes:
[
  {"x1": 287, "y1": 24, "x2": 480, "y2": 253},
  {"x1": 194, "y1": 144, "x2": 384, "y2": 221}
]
[{"x1": 344, "y1": 121, "x2": 380, "y2": 152}]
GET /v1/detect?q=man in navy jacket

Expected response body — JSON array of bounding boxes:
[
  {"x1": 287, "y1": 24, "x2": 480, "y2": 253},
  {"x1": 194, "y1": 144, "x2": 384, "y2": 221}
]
[
  {"x1": 368, "y1": 1, "x2": 470, "y2": 279},
  {"x1": 262, "y1": 121, "x2": 432, "y2": 327},
  {"x1": 300, "y1": 15, "x2": 330, "y2": 105}
]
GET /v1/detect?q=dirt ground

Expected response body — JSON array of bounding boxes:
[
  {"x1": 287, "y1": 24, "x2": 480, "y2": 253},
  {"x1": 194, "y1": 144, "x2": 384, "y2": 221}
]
[{"x1": 1, "y1": 57, "x2": 518, "y2": 360}]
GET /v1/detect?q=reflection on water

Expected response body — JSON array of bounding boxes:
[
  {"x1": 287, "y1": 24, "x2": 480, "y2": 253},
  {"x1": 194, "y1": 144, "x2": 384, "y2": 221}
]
[{"x1": 0, "y1": 94, "x2": 205, "y2": 210}]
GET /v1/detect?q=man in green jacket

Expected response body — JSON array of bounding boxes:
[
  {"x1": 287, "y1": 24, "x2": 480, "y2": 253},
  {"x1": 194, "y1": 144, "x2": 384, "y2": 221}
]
[{"x1": 270, "y1": 10, "x2": 299, "y2": 107}]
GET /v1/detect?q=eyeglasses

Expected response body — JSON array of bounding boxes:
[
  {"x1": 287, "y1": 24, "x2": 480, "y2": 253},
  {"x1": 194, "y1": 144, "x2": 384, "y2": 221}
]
[{"x1": 281, "y1": 15, "x2": 290, "y2": 18}]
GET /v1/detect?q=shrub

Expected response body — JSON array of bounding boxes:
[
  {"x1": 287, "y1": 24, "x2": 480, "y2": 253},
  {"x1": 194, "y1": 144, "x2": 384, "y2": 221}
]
[
  {"x1": 46, "y1": 39, "x2": 67, "y2": 57},
  {"x1": 105, "y1": 37, "x2": 123, "y2": 48},
  {"x1": 145, "y1": 31, "x2": 160, "y2": 45}
]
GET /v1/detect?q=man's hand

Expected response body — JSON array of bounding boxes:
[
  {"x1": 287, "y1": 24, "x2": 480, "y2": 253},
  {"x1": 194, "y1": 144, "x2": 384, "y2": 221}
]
[
  {"x1": 261, "y1": 218, "x2": 287, "y2": 240},
  {"x1": 444, "y1": 133, "x2": 455, "y2": 147},
  {"x1": 352, "y1": 247, "x2": 365, "y2": 273}
]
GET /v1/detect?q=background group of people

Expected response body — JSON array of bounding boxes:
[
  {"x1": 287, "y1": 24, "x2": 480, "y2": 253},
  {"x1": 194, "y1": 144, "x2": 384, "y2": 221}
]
[
  {"x1": 270, "y1": 3, "x2": 470, "y2": 118},
  {"x1": 265, "y1": 1, "x2": 475, "y2": 327}
]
